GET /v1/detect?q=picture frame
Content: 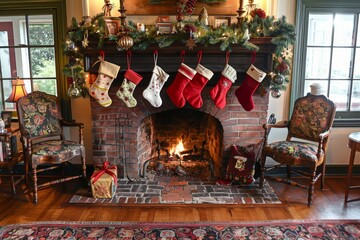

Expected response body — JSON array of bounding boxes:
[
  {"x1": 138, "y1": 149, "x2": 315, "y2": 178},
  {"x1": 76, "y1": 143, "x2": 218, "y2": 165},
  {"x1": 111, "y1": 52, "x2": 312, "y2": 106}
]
[
  {"x1": 126, "y1": 0, "x2": 238, "y2": 16},
  {"x1": 214, "y1": 17, "x2": 231, "y2": 28},
  {"x1": 1, "y1": 111, "x2": 12, "y2": 128},
  {"x1": 104, "y1": 17, "x2": 121, "y2": 36},
  {"x1": 156, "y1": 22, "x2": 173, "y2": 34}
]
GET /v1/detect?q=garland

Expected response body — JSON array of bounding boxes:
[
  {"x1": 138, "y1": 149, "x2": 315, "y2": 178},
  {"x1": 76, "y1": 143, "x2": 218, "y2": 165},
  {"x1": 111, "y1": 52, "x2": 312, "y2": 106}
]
[{"x1": 63, "y1": 8, "x2": 295, "y2": 98}]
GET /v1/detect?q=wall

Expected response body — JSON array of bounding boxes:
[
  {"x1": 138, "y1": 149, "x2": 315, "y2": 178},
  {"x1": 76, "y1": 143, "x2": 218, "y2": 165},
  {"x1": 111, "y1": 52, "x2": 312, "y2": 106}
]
[{"x1": 66, "y1": 0, "x2": 360, "y2": 166}]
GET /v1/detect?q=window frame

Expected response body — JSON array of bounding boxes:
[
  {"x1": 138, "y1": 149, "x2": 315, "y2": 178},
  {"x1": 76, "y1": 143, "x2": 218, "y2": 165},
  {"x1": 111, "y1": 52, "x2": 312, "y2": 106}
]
[
  {"x1": 0, "y1": 0, "x2": 71, "y2": 120},
  {"x1": 292, "y1": 0, "x2": 360, "y2": 127}
]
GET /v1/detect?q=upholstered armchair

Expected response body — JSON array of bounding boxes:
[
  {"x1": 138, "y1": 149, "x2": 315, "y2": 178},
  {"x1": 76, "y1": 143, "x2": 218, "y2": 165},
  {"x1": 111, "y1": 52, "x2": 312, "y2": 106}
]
[
  {"x1": 16, "y1": 91, "x2": 86, "y2": 203},
  {"x1": 259, "y1": 93, "x2": 336, "y2": 206}
]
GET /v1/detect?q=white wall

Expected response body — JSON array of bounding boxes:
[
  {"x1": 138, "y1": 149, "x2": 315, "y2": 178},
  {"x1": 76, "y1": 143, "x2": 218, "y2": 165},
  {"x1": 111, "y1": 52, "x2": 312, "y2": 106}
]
[{"x1": 67, "y1": 0, "x2": 360, "y2": 166}]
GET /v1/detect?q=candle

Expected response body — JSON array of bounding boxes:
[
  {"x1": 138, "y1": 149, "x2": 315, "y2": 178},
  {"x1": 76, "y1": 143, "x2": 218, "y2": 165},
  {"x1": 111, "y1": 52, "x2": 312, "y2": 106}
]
[
  {"x1": 119, "y1": 0, "x2": 124, "y2": 9},
  {"x1": 82, "y1": 0, "x2": 89, "y2": 16}
]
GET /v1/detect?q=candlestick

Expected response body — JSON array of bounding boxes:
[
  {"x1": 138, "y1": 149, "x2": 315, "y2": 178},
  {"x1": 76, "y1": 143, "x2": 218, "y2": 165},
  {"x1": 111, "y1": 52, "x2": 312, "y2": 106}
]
[{"x1": 237, "y1": 0, "x2": 245, "y2": 27}]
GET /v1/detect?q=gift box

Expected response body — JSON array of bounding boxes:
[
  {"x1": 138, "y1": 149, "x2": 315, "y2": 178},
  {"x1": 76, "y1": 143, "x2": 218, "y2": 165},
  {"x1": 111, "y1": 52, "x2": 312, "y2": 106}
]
[{"x1": 91, "y1": 162, "x2": 118, "y2": 198}]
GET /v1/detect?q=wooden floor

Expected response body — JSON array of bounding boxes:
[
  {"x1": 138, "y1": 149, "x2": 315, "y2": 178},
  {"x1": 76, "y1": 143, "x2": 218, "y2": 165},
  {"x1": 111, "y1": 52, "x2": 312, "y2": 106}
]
[{"x1": 0, "y1": 176, "x2": 359, "y2": 226}]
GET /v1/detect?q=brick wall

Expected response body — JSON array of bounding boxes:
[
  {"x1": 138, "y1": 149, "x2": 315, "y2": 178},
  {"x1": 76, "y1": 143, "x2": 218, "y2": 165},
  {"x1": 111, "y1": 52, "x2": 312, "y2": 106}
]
[{"x1": 90, "y1": 77, "x2": 269, "y2": 179}]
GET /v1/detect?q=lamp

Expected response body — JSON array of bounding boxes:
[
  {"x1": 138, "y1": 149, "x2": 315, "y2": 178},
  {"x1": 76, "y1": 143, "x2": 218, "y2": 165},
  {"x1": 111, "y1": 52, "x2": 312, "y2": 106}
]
[{"x1": 5, "y1": 77, "x2": 28, "y2": 102}]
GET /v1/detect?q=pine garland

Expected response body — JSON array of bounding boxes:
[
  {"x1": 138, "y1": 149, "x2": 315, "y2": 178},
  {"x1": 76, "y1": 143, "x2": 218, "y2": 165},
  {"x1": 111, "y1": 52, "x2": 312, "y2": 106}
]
[{"x1": 64, "y1": 9, "x2": 296, "y2": 97}]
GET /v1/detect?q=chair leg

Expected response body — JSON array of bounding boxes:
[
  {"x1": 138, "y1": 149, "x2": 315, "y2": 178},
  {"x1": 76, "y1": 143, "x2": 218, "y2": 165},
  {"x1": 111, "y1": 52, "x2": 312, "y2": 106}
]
[
  {"x1": 32, "y1": 165, "x2": 38, "y2": 203},
  {"x1": 308, "y1": 169, "x2": 316, "y2": 206},
  {"x1": 321, "y1": 163, "x2": 326, "y2": 190},
  {"x1": 286, "y1": 165, "x2": 291, "y2": 180},
  {"x1": 10, "y1": 169, "x2": 16, "y2": 195}
]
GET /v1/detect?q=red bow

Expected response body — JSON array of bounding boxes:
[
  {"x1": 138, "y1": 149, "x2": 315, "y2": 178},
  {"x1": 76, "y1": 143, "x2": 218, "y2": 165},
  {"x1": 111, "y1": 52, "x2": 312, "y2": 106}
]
[{"x1": 91, "y1": 162, "x2": 117, "y2": 184}]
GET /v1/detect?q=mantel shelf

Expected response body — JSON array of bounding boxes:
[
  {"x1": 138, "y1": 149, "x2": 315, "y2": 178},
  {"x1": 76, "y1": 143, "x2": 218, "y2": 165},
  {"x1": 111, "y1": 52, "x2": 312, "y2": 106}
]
[{"x1": 83, "y1": 37, "x2": 276, "y2": 75}]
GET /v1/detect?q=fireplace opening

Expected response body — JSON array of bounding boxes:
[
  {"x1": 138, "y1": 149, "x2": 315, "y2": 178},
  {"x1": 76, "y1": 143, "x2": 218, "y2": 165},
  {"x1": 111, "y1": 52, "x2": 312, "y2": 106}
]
[{"x1": 138, "y1": 109, "x2": 223, "y2": 180}]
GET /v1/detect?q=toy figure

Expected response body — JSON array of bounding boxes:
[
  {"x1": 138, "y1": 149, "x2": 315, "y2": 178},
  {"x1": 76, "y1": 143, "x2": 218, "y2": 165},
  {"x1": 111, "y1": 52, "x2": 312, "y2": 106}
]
[{"x1": 103, "y1": 0, "x2": 114, "y2": 17}]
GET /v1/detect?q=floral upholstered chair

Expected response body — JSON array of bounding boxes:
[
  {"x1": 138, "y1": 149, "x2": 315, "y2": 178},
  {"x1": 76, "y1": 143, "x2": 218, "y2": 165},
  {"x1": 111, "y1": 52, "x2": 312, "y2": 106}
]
[
  {"x1": 16, "y1": 91, "x2": 86, "y2": 203},
  {"x1": 259, "y1": 93, "x2": 336, "y2": 206}
]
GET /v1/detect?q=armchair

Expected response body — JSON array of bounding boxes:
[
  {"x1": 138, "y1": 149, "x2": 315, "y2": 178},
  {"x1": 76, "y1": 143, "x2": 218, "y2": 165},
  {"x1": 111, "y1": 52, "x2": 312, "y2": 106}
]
[
  {"x1": 259, "y1": 93, "x2": 336, "y2": 206},
  {"x1": 16, "y1": 91, "x2": 86, "y2": 203}
]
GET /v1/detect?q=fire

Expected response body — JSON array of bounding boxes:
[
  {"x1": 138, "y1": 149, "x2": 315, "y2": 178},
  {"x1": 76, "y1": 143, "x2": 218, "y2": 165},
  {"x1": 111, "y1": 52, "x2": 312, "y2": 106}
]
[{"x1": 170, "y1": 139, "x2": 185, "y2": 156}]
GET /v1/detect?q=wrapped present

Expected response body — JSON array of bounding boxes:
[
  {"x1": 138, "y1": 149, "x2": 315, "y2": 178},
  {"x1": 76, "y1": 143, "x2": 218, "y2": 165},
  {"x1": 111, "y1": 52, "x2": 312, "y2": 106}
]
[{"x1": 91, "y1": 162, "x2": 118, "y2": 198}]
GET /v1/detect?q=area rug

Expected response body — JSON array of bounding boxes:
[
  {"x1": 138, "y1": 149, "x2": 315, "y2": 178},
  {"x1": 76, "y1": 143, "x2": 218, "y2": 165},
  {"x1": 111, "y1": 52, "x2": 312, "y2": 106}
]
[
  {"x1": 1, "y1": 220, "x2": 360, "y2": 239},
  {"x1": 69, "y1": 177, "x2": 281, "y2": 204}
]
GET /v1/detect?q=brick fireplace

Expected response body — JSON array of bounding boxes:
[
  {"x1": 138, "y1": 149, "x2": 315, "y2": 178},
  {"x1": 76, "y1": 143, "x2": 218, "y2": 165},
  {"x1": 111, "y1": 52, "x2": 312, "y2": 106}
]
[{"x1": 86, "y1": 39, "x2": 274, "y2": 179}]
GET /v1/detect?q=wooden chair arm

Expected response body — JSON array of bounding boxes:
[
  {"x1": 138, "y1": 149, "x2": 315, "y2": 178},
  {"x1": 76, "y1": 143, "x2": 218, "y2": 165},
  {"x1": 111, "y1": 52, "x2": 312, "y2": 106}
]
[
  {"x1": 60, "y1": 120, "x2": 84, "y2": 128},
  {"x1": 263, "y1": 120, "x2": 289, "y2": 130}
]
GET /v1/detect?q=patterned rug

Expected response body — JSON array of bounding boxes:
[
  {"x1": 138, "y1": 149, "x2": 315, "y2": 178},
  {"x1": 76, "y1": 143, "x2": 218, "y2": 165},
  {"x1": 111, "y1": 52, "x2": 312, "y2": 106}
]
[
  {"x1": 70, "y1": 177, "x2": 281, "y2": 204},
  {"x1": 1, "y1": 220, "x2": 360, "y2": 239}
]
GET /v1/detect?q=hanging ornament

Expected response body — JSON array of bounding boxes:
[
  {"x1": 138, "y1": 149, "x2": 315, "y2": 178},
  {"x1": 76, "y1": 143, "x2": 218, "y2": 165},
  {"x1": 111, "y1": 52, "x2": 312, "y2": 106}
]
[
  {"x1": 273, "y1": 73, "x2": 285, "y2": 85},
  {"x1": 118, "y1": 35, "x2": 134, "y2": 50},
  {"x1": 82, "y1": 30, "x2": 89, "y2": 48},
  {"x1": 186, "y1": 37, "x2": 196, "y2": 50},
  {"x1": 198, "y1": 7, "x2": 208, "y2": 25},
  {"x1": 67, "y1": 67, "x2": 82, "y2": 98},
  {"x1": 271, "y1": 90, "x2": 281, "y2": 99},
  {"x1": 185, "y1": 0, "x2": 197, "y2": 16}
]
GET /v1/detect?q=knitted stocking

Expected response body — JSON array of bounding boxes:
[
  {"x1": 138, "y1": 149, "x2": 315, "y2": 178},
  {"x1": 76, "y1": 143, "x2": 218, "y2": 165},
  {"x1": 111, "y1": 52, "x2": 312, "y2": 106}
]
[{"x1": 89, "y1": 58, "x2": 120, "y2": 107}]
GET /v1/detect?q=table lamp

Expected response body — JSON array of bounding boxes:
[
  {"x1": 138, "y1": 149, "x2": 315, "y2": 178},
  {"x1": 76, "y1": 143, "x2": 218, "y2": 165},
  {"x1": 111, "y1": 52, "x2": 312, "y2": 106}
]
[{"x1": 5, "y1": 77, "x2": 28, "y2": 102}]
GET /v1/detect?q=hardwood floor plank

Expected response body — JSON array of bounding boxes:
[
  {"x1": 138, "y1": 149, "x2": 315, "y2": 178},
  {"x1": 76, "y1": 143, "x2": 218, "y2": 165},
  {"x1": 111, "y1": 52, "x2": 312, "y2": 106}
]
[{"x1": 0, "y1": 177, "x2": 359, "y2": 226}]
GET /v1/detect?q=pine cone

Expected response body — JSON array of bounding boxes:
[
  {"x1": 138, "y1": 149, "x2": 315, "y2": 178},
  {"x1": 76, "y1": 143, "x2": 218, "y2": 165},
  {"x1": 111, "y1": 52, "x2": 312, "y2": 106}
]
[{"x1": 185, "y1": 0, "x2": 197, "y2": 16}]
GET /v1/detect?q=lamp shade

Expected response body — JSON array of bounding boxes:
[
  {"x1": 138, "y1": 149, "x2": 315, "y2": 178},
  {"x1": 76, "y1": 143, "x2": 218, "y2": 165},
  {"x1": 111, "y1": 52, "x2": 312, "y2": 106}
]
[{"x1": 5, "y1": 77, "x2": 28, "y2": 102}]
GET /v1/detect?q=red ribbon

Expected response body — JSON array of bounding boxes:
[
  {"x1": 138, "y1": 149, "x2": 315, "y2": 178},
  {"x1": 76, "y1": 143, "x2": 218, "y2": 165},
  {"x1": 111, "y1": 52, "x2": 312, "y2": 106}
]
[{"x1": 91, "y1": 162, "x2": 117, "y2": 185}]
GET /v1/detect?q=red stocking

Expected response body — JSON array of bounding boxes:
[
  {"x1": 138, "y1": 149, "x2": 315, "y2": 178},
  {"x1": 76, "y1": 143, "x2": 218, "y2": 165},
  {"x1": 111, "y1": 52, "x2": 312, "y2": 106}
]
[
  {"x1": 183, "y1": 51, "x2": 214, "y2": 109},
  {"x1": 235, "y1": 64, "x2": 266, "y2": 111},
  {"x1": 210, "y1": 53, "x2": 237, "y2": 109},
  {"x1": 166, "y1": 63, "x2": 196, "y2": 108}
]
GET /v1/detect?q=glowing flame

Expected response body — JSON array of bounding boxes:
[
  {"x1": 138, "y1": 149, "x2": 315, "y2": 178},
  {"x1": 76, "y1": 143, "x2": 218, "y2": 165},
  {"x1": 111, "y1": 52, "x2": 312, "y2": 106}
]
[{"x1": 170, "y1": 139, "x2": 185, "y2": 156}]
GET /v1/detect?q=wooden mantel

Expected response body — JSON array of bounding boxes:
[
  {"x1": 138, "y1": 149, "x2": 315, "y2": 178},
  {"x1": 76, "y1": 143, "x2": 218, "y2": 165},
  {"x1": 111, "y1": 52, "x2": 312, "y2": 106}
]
[{"x1": 83, "y1": 37, "x2": 276, "y2": 84}]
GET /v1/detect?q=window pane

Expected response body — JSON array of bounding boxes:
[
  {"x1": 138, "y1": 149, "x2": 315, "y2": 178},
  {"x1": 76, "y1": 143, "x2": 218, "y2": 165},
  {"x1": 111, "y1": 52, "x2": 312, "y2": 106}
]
[
  {"x1": 0, "y1": 30, "x2": 9, "y2": 47},
  {"x1": 3, "y1": 80, "x2": 14, "y2": 109},
  {"x1": 334, "y1": 14, "x2": 355, "y2": 46},
  {"x1": 308, "y1": 14, "x2": 333, "y2": 46},
  {"x1": 33, "y1": 79, "x2": 57, "y2": 95},
  {"x1": 0, "y1": 48, "x2": 13, "y2": 78},
  {"x1": 304, "y1": 80, "x2": 328, "y2": 96},
  {"x1": 0, "y1": 16, "x2": 27, "y2": 46},
  {"x1": 329, "y1": 80, "x2": 351, "y2": 111},
  {"x1": 331, "y1": 48, "x2": 353, "y2": 79},
  {"x1": 30, "y1": 47, "x2": 55, "y2": 78},
  {"x1": 357, "y1": 14, "x2": 360, "y2": 46},
  {"x1": 354, "y1": 48, "x2": 360, "y2": 79},
  {"x1": 351, "y1": 80, "x2": 360, "y2": 111},
  {"x1": 28, "y1": 15, "x2": 54, "y2": 45},
  {"x1": 306, "y1": 47, "x2": 331, "y2": 78}
]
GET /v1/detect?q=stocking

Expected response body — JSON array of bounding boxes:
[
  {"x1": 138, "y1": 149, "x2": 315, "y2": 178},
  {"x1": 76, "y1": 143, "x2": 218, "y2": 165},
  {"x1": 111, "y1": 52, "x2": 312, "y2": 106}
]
[
  {"x1": 116, "y1": 51, "x2": 143, "y2": 108},
  {"x1": 235, "y1": 64, "x2": 266, "y2": 111},
  {"x1": 89, "y1": 56, "x2": 120, "y2": 107},
  {"x1": 143, "y1": 52, "x2": 170, "y2": 108},
  {"x1": 166, "y1": 51, "x2": 197, "y2": 108},
  {"x1": 210, "y1": 59, "x2": 237, "y2": 109},
  {"x1": 183, "y1": 51, "x2": 214, "y2": 109}
]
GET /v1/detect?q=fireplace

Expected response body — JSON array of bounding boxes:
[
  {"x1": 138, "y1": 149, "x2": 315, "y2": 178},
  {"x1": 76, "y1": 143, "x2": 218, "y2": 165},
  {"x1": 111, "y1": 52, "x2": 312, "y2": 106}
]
[{"x1": 86, "y1": 40, "x2": 274, "y2": 180}]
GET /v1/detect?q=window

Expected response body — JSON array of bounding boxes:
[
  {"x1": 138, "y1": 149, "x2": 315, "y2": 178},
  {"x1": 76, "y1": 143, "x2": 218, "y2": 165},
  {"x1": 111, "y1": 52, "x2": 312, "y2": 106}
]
[
  {"x1": 0, "y1": 1, "x2": 70, "y2": 119},
  {"x1": 0, "y1": 15, "x2": 57, "y2": 110},
  {"x1": 293, "y1": 0, "x2": 360, "y2": 126}
]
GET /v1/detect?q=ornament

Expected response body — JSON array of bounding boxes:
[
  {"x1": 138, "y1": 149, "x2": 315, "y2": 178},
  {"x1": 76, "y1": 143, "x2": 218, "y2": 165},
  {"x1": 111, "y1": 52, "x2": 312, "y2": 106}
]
[
  {"x1": 186, "y1": 37, "x2": 196, "y2": 50},
  {"x1": 82, "y1": 30, "x2": 89, "y2": 48},
  {"x1": 68, "y1": 81, "x2": 82, "y2": 98},
  {"x1": 198, "y1": 7, "x2": 208, "y2": 25},
  {"x1": 271, "y1": 90, "x2": 281, "y2": 98},
  {"x1": 273, "y1": 73, "x2": 284, "y2": 85},
  {"x1": 185, "y1": 0, "x2": 197, "y2": 16},
  {"x1": 118, "y1": 35, "x2": 134, "y2": 50},
  {"x1": 281, "y1": 46, "x2": 293, "y2": 60}
]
